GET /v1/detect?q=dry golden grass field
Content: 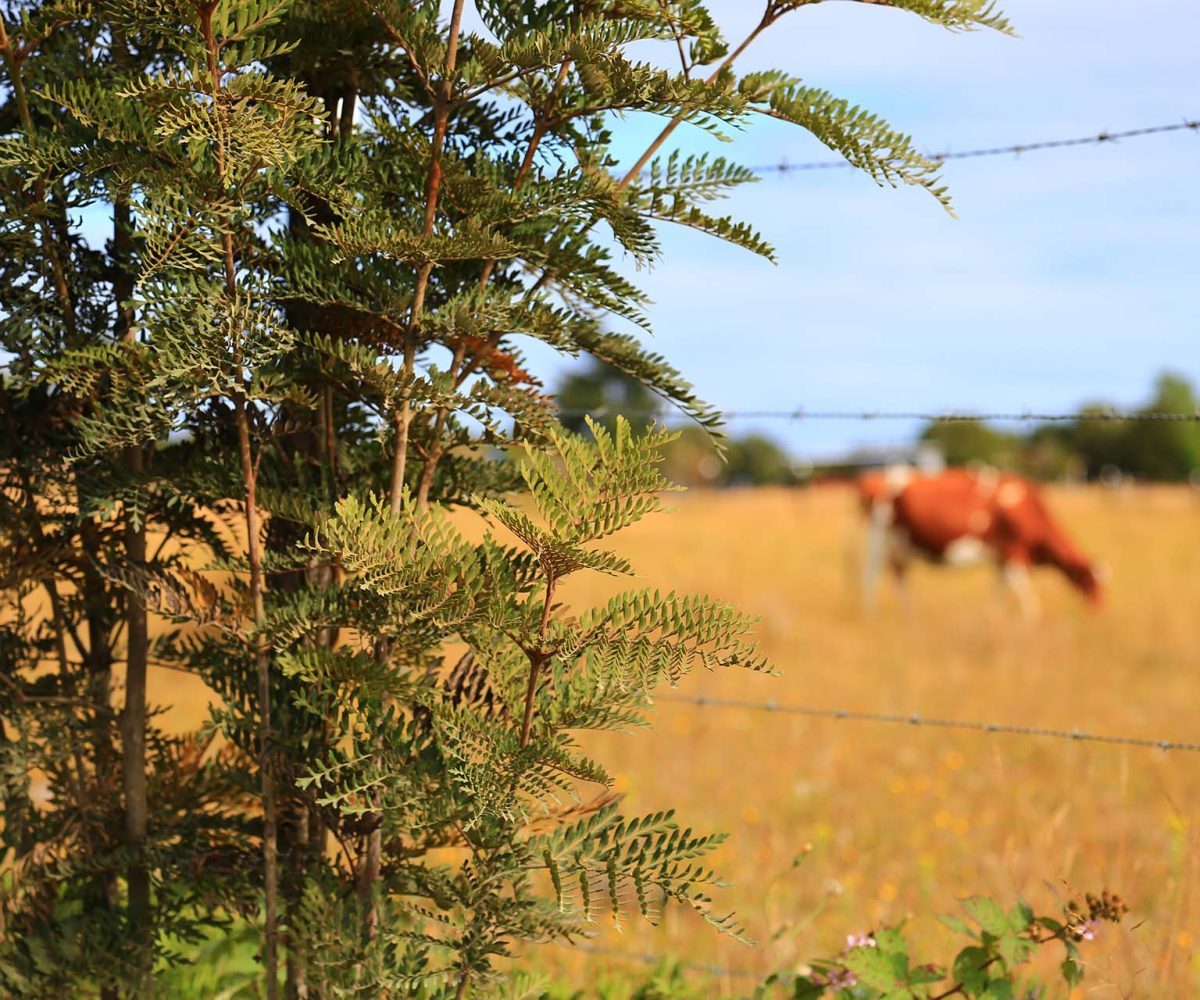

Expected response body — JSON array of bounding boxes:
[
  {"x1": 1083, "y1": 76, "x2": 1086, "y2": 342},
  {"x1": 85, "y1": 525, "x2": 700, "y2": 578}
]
[{"x1": 152, "y1": 484, "x2": 1200, "y2": 997}]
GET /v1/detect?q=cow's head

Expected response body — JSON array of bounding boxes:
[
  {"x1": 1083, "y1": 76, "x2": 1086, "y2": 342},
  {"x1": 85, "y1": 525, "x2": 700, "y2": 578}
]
[{"x1": 1066, "y1": 561, "x2": 1103, "y2": 605}]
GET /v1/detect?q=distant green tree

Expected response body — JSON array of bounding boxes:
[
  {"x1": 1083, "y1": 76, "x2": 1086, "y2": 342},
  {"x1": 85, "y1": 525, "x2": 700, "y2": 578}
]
[
  {"x1": 1055, "y1": 403, "x2": 1124, "y2": 479},
  {"x1": 1119, "y1": 373, "x2": 1200, "y2": 481},
  {"x1": 557, "y1": 360, "x2": 661, "y2": 435},
  {"x1": 724, "y1": 433, "x2": 797, "y2": 486},
  {"x1": 915, "y1": 374, "x2": 1200, "y2": 482},
  {"x1": 1054, "y1": 374, "x2": 1200, "y2": 481},
  {"x1": 1024, "y1": 424, "x2": 1085, "y2": 480},
  {"x1": 920, "y1": 419, "x2": 1021, "y2": 468}
]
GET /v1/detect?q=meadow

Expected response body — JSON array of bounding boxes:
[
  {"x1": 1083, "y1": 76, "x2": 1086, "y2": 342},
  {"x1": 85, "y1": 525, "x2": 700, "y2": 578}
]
[{"x1": 151, "y1": 483, "x2": 1200, "y2": 997}]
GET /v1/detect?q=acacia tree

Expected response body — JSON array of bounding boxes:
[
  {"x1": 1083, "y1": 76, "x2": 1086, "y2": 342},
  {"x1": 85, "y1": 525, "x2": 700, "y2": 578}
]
[{"x1": 0, "y1": 1, "x2": 1014, "y2": 996}]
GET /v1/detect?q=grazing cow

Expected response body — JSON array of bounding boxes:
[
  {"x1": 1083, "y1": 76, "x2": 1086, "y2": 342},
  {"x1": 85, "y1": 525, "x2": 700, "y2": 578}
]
[{"x1": 857, "y1": 466, "x2": 1102, "y2": 618}]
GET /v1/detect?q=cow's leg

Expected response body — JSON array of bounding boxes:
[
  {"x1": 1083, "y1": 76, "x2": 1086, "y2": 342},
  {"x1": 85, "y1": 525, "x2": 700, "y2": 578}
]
[
  {"x1": 889, "y1": 548, "x2": 913, "y2": 618},
  {"x1": 861, "y1": 501, "x2": 890, "y2": 613},
  {"x1": 1000, "y1": 560, "x2": 1041, "y2": 621}
]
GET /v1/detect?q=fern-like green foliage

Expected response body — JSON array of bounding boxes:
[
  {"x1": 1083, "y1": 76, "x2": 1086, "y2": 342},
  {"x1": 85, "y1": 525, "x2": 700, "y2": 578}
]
[
  {"x1": 289, "y1": 419, "x2": 769, "y2": 963},
  {"x1": 481, "y1": 418, "x2": 680, "y2": 572},
  {"x1": 738, "y1": 70, "x2": 953, "y2": 210},
  {"x1": 0, "y1": 0, "x2": 1009, "y2": 994},
  {"x1": 528, "y1": 802, "x2": 741, "y2": 936}
]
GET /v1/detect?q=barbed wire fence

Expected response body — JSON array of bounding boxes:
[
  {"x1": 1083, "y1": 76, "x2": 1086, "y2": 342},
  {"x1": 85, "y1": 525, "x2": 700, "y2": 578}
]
[
  {"x1": 555, "y1": 406, "x2": 1200, "y2": 470},
  {"x1": 753, "y1": 119, "x2": 1200, "y2": 175},
  {"x1": 718, "y1": 409, "x2": 1199, "y2": 422}
]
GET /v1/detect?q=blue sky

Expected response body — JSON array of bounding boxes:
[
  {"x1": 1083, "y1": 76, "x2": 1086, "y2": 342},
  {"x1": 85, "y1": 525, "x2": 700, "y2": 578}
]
[{"x1": 521, "y1": 0, "x2": 1200, "y2": 459}]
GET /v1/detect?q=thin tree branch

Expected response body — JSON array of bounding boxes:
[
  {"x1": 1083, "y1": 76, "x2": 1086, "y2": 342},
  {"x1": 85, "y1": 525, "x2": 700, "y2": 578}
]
[
  {"x1": 390, "y1": 0, "x2": 469, "y2": 508},
  {"x1": 617, "y1": 8, "x2": 775, "y2": 190},
  {"x1": 519, "y1": 575, "x2": 556, "y2": 749},
  {"x1": 198, "y1": 5, "x2": 279, "y2": 995}
]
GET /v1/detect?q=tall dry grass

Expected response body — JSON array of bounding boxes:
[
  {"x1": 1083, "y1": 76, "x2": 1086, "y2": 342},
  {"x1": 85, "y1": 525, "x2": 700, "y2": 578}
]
[
  {"x1": 148, "y1": 483, "x2": 1200, "y2": 996},
  {"x1": 520, "y1": 484, "x2": 1200, "y2": 996}
]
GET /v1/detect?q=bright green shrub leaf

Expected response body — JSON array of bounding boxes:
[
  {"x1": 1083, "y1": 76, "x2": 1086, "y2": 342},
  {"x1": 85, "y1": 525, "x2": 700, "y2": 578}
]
[
  {"x1": 1008, "y1": 899, "x2": 1034, "y2": 933},
  {"x1": 1061, "y1": 957, "x2": 1083, "y2": 986},
  {"x1": 952, "y1": 945, "x2": 990, "y2": 994},
  {"x1": 844, "y1": 946, "x2": 906, "y2": 991},
  {"x1": 939, "y1": 914, "x2": 978, "y2": 938},
  {"x1": 963, "y1": 896, "x2": 1011, "y2": 937},
  {"x1": 996, "y1": 930, "x2": 1036, "y2": 969},
  {"x1": 874, "y1": 927, "x2": 908, "y2": 956}
]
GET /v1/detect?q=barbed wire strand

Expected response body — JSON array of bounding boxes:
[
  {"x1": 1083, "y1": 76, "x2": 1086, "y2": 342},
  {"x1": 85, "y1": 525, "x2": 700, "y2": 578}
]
[
  {"x1": 653, "y1": 693, "x2": 1200, "y2": 754},
  {"x1": 754, "y1": 120, "x2": 1200, "y2": 174},
  {"x1": 724, "y1": 410, "x2": 1200, "y2": 422},
  {"x1": 558, "y1": 406, "x2": 1200, "y2": 423}
]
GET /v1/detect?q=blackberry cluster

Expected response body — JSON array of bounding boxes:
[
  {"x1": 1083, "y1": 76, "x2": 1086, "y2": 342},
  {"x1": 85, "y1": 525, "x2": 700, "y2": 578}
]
[{"x1": 1066, "y1": 890, "x2": 1128, "y2": 940}]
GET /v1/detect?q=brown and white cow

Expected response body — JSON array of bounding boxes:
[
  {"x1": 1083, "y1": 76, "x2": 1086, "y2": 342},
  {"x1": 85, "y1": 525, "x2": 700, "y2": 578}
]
[{"x1": 857, "y1": 466, "x2": 1102, "y2": 618}]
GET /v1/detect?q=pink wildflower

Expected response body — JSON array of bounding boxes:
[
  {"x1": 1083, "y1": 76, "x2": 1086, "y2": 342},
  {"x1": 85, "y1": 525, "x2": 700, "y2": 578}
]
[{"x1": 822, "y1": 967, "x2": 858, "y2": 989}]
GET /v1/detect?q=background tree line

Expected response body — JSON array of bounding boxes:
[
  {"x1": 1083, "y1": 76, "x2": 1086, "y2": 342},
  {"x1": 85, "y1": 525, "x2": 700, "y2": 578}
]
[
  {"x1": 921, "y1": 372, "x2": 1200, "y2": 482},
  {"x1": 562, "y1": 364, "x2": 1200, "y2": 485}
]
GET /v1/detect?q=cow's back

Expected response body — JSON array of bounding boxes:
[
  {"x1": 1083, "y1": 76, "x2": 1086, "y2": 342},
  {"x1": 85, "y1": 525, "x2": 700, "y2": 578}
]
[{"x1": 892, "y1": 468, "x2": 995, "y2": 560}]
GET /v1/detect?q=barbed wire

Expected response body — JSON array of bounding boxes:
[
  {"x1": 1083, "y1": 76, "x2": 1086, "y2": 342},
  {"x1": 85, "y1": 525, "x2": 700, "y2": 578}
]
[
  {"x1": 653, "y1": 693, "x2": 1200, "y2": 754},
  {"x1": 557, "y1": 406, "x2": 1200, "y2": 423},
  {"x1": 753, "y1": 120, "x2": 1200, "y2": 174},
  {"x1": 722, "y1": 410, "x2": 1200, "y2": 422}
]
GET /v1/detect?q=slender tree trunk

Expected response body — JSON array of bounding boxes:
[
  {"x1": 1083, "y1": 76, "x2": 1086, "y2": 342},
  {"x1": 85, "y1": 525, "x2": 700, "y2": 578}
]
[
  {"x1": 115, "y1": 188, "x2": 155, "y2": 996},
  {"x1": 285, "y1": 803, "x2": 309, "y2": 1000},
  {"x1": 78, "y1": 522, "x2": 121, "y2": 1000},
  {"x1": 236, "y1": 391, "x2": 279, "y2": 1000},
  {"x1": 121, "y1": 443, "x2": 153, "y2": 993},
  {"x1": 520, "y1": 577, "x2": 556, "y2": 749}
]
